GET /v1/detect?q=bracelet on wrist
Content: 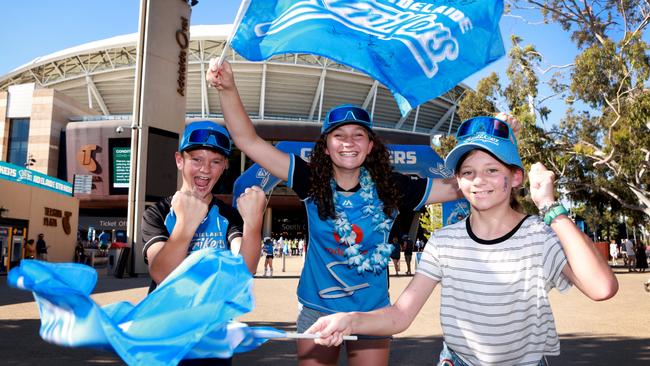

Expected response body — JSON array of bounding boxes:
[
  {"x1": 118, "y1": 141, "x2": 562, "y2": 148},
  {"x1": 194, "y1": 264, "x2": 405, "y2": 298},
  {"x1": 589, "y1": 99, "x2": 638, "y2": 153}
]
[{"x1": 543, "y1": 204, "x2": 569, "y2": 225}]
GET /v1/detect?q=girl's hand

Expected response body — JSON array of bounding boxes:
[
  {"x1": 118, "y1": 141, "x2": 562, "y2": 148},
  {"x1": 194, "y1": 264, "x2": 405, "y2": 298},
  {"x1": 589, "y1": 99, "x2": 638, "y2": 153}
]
[
  {"x1": 495, "y1": 112, "x2": 521, "y2": 138},
  {"x1": 528, "y1": 162, "x2": 556, "y2": 209},
  {"x1": 205, "y1": 59, "x2": 236, "y2": 90},
  {"x1": 304, "y1": 312, "x2": 355, "y2": 347}
]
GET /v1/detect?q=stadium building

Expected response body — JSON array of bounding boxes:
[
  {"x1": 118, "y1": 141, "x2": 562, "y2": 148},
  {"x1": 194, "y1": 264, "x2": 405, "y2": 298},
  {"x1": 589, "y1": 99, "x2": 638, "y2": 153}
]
[{"x1": 0, "y1": 24, "x2": 467, "y2": 268}]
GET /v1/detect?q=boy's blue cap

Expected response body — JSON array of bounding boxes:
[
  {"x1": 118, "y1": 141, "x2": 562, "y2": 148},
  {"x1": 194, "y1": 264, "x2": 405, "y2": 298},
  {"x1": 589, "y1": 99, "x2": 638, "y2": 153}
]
[
  {"x1": 444, "y1": 117, "x2": 523, "y2": 173},
  {"x1": 179, "y1": 121, "x2": 232, "y2": 156},
  {"x1": 321, "y1": 104, "x2": 373, "y2": 134}
]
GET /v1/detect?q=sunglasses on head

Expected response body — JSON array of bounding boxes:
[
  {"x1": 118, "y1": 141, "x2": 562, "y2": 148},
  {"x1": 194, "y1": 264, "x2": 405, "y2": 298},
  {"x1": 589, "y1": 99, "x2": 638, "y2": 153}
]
[
  {"x1": 456, "y1": 116, "x2": 514, "y2": 143},
  {"x1": 187, "y1": 129, "x2": 231, "y2": 153},
  {"x1": 327, "y1": 106, "x2": 371, "y2": 125}
]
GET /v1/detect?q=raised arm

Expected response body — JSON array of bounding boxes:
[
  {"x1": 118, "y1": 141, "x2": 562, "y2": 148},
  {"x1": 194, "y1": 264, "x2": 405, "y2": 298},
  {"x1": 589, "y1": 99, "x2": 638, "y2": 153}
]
[
  {"x1": 425, "y1": 177, "x2": 462, "y2": 204},
  {"x1": 207, "y1": 60, "x2": 290, "y2": 181},
  {"x1": 529, "y1": 162, "x2": 618, "y2": 301},
  {"x1": 233, "y1": 185, "x2": 266, "y2": 274},
  {"x1": 306, "y1": 274, "x2": 438, "y2": 346}
]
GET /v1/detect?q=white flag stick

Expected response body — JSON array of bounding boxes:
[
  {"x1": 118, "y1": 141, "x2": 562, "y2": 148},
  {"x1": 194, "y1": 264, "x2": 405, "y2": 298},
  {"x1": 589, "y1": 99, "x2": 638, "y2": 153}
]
[
  {"x1": 215, "y1": 0, "x2": 252, "y2": 68},
  {"x1": 248, "y1": 328, "x2": 358, "y2": 341},
  {"x1": 284, "y1": 332, "x2": 358, "y2": 341}
]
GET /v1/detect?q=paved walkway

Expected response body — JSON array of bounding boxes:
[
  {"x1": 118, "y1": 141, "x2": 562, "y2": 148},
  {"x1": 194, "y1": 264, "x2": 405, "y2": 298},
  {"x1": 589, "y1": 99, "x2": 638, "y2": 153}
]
[{"x1": 1, "y1": 256, "x2": 649, "y2": 365}]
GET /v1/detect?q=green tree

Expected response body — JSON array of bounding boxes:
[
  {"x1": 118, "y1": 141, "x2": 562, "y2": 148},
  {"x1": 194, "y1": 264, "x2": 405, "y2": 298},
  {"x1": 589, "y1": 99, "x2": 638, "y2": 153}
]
[
  {"x1": 475, "y1": 1, "x2": 650, "y2": 237},
  {"x1": 517, "y1": 0, "x2": 650, "y2": 224},
  {"x1": 418, "y1": 203, "x2": 443, "y2": 240}
]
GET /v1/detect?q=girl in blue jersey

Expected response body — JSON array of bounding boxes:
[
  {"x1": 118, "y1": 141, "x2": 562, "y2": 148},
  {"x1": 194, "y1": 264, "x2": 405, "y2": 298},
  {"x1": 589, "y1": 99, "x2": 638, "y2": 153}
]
[
  {"x1": 208, "y1": 60, "x2": 461, "y2": 366},
  {"x1": 305, "y1": 115, "x2": 619, "y2": 366}
]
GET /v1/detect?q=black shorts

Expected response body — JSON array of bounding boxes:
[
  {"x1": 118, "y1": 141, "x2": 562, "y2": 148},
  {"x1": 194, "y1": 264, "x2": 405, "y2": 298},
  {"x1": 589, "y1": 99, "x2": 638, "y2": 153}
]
[{"x1": 266, "y1": 255, "x2": 274, "y2": 259}]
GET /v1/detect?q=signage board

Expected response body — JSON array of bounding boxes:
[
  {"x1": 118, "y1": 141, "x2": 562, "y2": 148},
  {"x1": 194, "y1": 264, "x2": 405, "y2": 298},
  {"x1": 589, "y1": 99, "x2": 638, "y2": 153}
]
[{"x1": 0, "y1": 161, "x2": 72, "y2": 196}]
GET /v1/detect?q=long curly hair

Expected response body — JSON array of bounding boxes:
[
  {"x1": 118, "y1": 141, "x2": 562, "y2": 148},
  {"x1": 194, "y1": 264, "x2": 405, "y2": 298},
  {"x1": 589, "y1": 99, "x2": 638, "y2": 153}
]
[{"x1": 307, "y1": 131, "x2": 402, "y2": 220}]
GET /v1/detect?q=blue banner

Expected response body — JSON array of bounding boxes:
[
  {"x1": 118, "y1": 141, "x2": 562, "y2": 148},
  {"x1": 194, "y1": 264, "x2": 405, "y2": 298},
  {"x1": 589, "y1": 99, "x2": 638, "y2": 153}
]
[
  {"x1": 233, "y1": 142, "x2": 451, "y2": 199},
  {"x1": 0, "y1": 161, "x2": 73, "y2": 196},
  {"x1": 231, "y1": 0, "x2": 505, "y2": 115},
  {"x1": 8, "y1": 251, "x2": 275, "y2": 365},
  {"x1": 442, "y1": 198, "x2": 469, "y2": 225}
]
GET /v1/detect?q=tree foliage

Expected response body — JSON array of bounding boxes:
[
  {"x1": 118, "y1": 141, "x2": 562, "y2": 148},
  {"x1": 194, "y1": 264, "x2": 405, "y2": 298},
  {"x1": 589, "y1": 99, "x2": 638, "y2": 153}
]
[
  {"x1": 418, "y1": 203, "x2": 443, "y2": 240},
  {"x1": 490, "y1": 1, "x2": 650, "y2": 234}
]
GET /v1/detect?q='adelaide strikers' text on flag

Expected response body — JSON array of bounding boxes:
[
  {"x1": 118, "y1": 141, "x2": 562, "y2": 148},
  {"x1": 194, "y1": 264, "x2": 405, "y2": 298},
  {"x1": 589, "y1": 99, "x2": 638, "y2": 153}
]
[{"x1": 231, "y1": 0, "x2": 505, "y2": 115}]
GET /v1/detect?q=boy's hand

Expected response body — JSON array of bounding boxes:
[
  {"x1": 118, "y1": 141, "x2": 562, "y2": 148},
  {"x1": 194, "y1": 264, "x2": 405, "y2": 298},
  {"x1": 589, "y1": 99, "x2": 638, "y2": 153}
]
[
  {"x1": 171, "y1": 189, "x2": 208, "y2": 230},
  {"x1": 236, "y1": 186, "x2": 266, "y2": 228}
]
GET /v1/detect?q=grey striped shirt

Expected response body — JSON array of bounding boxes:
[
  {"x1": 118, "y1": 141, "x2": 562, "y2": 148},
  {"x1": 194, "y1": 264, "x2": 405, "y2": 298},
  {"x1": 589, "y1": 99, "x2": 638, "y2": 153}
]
[{"x1": 417, "y1": 215, "x2": 571, "y2": 366}]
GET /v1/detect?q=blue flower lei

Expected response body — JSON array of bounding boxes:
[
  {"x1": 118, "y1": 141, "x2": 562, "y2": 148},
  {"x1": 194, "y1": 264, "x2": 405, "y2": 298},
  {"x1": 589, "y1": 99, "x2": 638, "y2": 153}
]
[{"x1": 330, "y1": 167, "x2": 395, "y2": 274}]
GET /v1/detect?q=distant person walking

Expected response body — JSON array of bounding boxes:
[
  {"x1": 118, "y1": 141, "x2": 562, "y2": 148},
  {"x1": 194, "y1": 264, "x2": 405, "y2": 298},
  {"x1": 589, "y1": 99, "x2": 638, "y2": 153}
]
[
  {"x1": 390, "y1": 236, "x2": 401, "y2": 276},
  {"x1": 415, "y1": 238, "x2": 423, "y2": 252},
  {"x1": 24, "y1": 239, "x2": 36, "y2": 259},
  {"x1": 609, "y1": 239, "x2": 619, "y2": 266},
  {"x1": 402, "y1": 235, "x2": 414, "y2": 275},
  {"x1": 625, "y1": 238, "x2": 636, "y2": 271},
  {"x1": 263, "y1": 237, "x2": 275, "y2": 277},
  {"x1": 98, "y1": 230, "x2": 110, "y2": 250},
  {"x1": 36, "y1": 234, "x2": 48, "y2": 261},
  {"x1": 635, "y1": 241, "x2": 647, "y2": 273}
]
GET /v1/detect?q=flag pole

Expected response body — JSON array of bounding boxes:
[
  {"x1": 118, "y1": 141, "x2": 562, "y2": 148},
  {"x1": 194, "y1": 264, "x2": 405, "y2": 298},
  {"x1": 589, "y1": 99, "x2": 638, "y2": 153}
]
[
  {"x1": 284, "y1": 332, "x2": 358, "y2": 341},
  {"x1": 215, "y1": 0, "x2": 252, "y2": 68}
]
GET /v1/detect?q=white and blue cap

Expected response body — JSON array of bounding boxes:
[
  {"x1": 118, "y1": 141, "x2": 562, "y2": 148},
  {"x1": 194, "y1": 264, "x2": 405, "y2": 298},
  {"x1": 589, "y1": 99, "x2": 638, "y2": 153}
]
[
  {"x1": 179, "y1": 121, "x2": 232, "y2": 156},
  {"x1": 321, "y1": 104, "x2": 373, "y2": 134},
  {"x1": 445, "y1": 116, "x2": 523, "y2": 173}
]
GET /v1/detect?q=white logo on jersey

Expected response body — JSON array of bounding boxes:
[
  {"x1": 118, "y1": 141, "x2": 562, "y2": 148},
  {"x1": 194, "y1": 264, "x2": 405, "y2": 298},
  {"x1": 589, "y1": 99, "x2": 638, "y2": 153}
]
[{"x1": 342, "y1": 199, "x2": 353, "y2": 208}]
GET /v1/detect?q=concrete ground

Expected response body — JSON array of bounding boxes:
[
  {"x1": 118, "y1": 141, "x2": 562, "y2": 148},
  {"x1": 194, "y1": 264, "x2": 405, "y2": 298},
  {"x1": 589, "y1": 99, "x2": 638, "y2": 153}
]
[{"x1": 1, "y1": 255, "x2": 649, "y2": 365}]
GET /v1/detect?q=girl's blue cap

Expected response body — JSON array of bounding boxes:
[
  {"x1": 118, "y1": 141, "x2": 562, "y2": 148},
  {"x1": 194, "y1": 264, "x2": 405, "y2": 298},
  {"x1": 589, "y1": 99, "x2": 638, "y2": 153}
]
[{"x1": 444, "y1": 116, "x2": 523, "y2": 173}]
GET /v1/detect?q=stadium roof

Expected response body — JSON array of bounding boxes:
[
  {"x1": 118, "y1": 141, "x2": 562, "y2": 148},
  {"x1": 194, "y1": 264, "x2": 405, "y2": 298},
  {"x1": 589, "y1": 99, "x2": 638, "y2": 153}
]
[{"x1": 0, "y1": 25, "x2": 467, "y2": 135}]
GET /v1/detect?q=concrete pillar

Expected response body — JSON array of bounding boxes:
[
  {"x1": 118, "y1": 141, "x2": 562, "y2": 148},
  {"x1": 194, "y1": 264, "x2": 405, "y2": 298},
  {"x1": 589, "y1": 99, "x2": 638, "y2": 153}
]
[{"x1": 263, "y1": 207, "x2": 272, "y2": 238}]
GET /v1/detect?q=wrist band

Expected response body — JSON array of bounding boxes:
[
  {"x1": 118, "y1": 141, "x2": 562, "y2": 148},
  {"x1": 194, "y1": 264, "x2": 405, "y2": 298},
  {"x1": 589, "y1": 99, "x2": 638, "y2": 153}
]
[{"x1": 544, "y1": 204, "x2": 569, "y2": 225}]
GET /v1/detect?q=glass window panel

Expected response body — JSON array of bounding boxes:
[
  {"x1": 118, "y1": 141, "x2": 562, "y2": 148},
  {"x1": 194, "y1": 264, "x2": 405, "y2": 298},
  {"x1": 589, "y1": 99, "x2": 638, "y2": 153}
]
[{"x1": 7, "y1": 118, "x2": 30, "y2": 166}]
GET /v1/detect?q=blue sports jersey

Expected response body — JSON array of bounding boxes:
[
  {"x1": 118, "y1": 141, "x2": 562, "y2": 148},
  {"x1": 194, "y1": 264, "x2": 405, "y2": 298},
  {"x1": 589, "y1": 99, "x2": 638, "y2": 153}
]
[
  {"x1": 288, "y1": 155, "x2": 431, "y2": 313},
  {"x1": 142, "y1": 196, "x2": 243, "y2": 265},
  {"x1": 263, "y1": 242, "x2": 274, "y2": 255},
  {"x1": 141, "y1": 196, "x2": 243, "y2": 294},
  {"x1": 164, "y1": 205, "x2": 230, "y2": 252}
]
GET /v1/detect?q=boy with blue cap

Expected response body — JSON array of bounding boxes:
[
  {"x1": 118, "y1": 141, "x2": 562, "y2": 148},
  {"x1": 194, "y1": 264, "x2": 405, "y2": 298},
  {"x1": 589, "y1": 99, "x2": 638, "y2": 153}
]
[
  {"x1": 141, "y1": 120, "x2": 265, "y2": 365},
  {"x1": 306, "y1": 115, "x2": 618, "y2": 366},
  {"x1": 142, "y1": 120, "x2": 265, "y2": 283}
]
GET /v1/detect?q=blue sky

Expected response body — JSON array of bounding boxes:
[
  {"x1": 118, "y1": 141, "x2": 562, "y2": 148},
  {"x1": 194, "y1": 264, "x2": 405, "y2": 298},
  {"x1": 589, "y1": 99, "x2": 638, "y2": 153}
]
[{"x1": 0, "y1": 0, "x2": 578, "y2": 124}]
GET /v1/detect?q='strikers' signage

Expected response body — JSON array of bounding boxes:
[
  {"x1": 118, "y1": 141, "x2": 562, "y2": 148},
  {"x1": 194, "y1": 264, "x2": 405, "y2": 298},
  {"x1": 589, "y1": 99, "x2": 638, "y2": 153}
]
[{"x1": 0, "y1": 161, "x2": 72, "y2": 196}]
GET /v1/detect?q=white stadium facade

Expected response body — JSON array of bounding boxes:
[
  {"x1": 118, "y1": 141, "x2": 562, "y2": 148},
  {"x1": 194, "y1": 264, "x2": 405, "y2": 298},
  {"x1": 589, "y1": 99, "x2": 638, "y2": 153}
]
[{"x1": 0, "y1": 24, "x2": 467, "y2": 247}]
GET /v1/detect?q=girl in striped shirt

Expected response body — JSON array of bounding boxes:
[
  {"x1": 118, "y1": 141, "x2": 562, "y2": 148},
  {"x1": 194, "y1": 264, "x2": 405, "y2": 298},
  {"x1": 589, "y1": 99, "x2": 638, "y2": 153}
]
[{"x1": 307, "y1": 115, "x2": 618, "y2": 366}]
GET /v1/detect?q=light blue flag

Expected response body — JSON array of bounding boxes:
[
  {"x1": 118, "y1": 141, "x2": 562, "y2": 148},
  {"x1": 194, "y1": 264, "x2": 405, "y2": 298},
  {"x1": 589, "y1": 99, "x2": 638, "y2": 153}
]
[
  {"x1": 8, "y1": 250, "x2": 275, "y2": 365},
  {"x1": 231, "y1": 0, "x2": 505, "y2": 115}
]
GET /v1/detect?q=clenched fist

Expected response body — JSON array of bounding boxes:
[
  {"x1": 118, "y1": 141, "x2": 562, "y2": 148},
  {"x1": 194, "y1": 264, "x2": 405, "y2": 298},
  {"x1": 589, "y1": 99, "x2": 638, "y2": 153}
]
[
  {"x1": 171, "y1": 190, "x2": 209, "y2": 230},
  {"x1": 528, "y1": 162, "x2": 556, "y2": 209},
  {"x1": 236, "y1": 186, "x2": 266, "y2": 227},
  {"x1": 206, "y1": 58, "x2": 236, "y2": 91}
]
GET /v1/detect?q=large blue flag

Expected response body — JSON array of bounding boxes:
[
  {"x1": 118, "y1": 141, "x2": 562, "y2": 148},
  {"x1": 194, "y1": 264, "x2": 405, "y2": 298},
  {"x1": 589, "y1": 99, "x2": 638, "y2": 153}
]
[
  {"x1": 8, "y1": 251, "x2": 273, "y2": 365},
  {"x1": 231, "y1": 0, "x2": 505, "y2": 115}
]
